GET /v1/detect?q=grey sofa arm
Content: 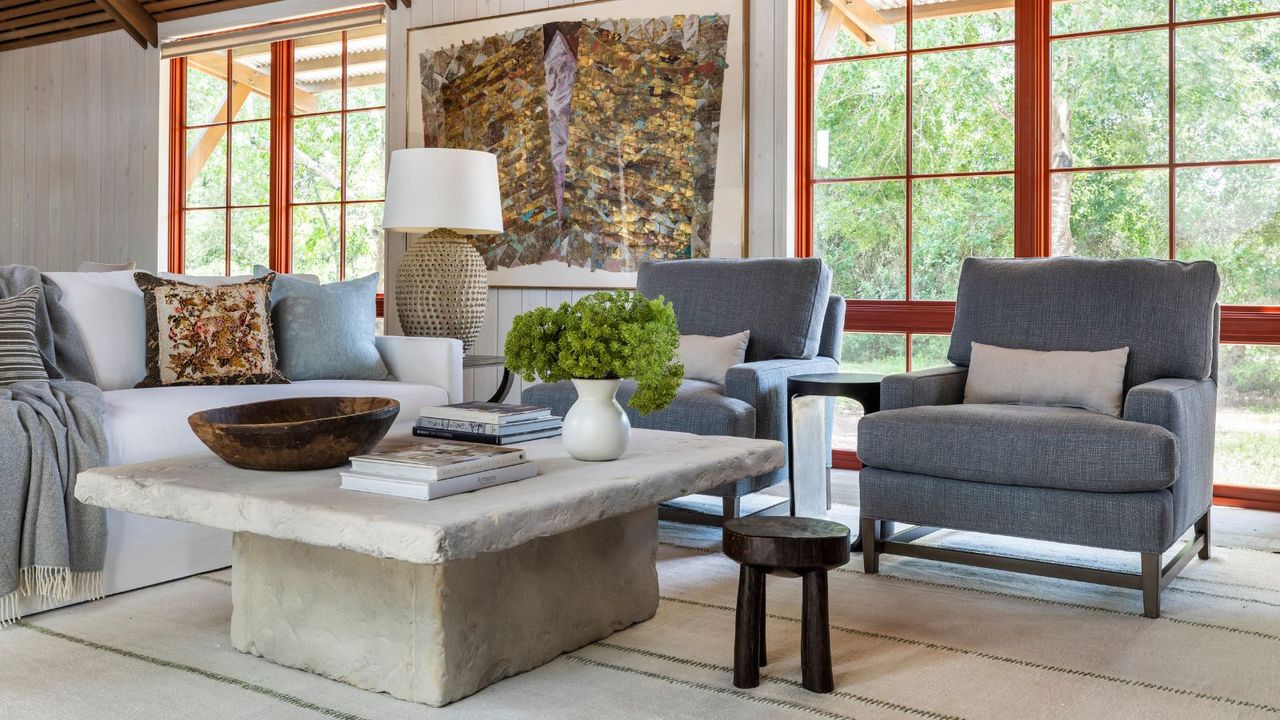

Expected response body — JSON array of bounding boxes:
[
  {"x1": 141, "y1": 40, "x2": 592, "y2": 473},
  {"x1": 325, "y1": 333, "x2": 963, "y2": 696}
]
[
  {"x1": 724, "y1": 357, "x2": 839, "y2": 446},
  {"x1": 1124, "y1": 378, "x2": 1217, "y2": 531},
  {"x1": 880, "y1": 365, "x2": 968, "y2": 411}
]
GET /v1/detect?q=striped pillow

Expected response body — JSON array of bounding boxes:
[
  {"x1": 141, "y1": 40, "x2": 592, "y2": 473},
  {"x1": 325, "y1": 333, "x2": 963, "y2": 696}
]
[{"x1": 0, "y1": 286, "x2": 49, "y2": 385}]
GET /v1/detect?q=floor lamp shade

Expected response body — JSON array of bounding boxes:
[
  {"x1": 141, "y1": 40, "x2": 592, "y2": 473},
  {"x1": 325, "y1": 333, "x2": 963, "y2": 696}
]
[{"x1": 383, "y1": 149, "x2": 504, "y2": 351}]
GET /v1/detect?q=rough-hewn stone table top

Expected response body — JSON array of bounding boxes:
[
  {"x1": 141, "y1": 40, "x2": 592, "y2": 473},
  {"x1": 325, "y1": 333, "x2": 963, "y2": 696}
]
[{"x1": 76, "y1": 427, "x2": 784, "y2": 565}]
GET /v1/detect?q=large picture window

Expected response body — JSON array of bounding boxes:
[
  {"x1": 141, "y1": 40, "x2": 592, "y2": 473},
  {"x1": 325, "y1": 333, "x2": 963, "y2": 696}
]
[
  {"x1": 168, "y1": 22, "x2": 387, "y2": 296},
  {"x1": 798, "y1": 1, "x2": 1280, "y2": 504}
]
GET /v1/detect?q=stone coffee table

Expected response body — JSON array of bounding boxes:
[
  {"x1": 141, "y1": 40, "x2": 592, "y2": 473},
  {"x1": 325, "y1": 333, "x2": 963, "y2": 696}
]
[{"x1": 75, "y1": 428, "x2": 784, "y2": 706}]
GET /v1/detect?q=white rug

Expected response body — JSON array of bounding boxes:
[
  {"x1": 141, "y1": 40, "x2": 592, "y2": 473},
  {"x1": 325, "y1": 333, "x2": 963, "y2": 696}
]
[{"x1": 3, "y1": 504, "x2": 1280, "y2": 720}]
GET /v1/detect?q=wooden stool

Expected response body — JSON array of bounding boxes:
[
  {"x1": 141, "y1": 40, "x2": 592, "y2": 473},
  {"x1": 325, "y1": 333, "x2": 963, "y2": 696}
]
[{"x1": 722, "y1": 516, "x2": 851, "y2": 693}]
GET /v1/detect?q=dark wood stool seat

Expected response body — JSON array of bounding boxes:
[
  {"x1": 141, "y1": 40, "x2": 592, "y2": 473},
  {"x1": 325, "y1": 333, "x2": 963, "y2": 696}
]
[{"x1": 722, "y1": 516, "x2": 851, "y2": 693}]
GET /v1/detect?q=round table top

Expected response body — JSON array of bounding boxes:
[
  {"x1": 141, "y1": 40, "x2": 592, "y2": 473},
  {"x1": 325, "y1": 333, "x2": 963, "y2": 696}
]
[
  {"x1": 723, "y1": 517, "x2": 852, "y2": 570},
  {"x1": 790, "y1": 372, "x2": 884, "y2": 386}
]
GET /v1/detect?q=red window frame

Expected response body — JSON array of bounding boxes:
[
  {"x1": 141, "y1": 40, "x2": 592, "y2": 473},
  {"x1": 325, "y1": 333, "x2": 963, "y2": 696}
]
[
  {"x1": 796, "y1": 1, "x2": 1280, "y2": 505},
  {"x1": 167, "y1": 24, "x2": 386, "y2": 316}
]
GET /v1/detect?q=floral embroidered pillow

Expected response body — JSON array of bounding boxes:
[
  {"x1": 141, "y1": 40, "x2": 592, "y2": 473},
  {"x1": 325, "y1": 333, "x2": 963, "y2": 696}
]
[{"x1": 134, "y1": 273, "x2": 288, "y2": 388}]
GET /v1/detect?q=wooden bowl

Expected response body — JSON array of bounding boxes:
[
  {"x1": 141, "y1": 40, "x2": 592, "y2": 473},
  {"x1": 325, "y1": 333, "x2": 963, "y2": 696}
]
[{"x1": 188, "y1": 396, "x2": 401, "y2": 471}]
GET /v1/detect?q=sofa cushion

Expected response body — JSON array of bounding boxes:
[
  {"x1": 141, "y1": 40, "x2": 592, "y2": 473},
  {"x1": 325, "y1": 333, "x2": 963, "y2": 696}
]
[
  {"x1": 523, "y1": 378, "x2": 755, "y2": 438},
  {"x1": 857, "y1": 403, "x2": 1178, "y2": 493},
  {"x1": 44, "y1": 270, "x2": 146, "y2": 391},
  {"x1": 637, "y1": 258, "x2": 832, "y2": 362},
  {"x1": 949, "y1": 257, "x2": 1219, "y2": 390},
  {"x1": 258, "y1": 271, "x2": 388, "y2": 381},
  {"x1": 104, "y1": 380, "x2": 449, "y2": 465}
]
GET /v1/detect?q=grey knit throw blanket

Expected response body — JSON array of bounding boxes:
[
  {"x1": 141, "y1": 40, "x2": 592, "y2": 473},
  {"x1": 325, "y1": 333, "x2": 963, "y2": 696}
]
[{"x1": 0, "y1": 265, "x2": 106, "y2": 624}]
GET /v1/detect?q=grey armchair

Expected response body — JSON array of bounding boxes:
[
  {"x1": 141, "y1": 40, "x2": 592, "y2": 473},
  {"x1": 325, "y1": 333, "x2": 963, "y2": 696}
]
[
  {"x1": 857, "y1": 257, "x2": 1220, "y2": 618},
  {"x1": 523, "y1": 258, "x2": 844, "y2": 521}
]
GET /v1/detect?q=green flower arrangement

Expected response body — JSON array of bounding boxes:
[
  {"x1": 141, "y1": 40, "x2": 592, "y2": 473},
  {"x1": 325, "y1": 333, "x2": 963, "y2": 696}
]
[{"x1": 504, "y1": 290, "x2": 684, "y2": 415}]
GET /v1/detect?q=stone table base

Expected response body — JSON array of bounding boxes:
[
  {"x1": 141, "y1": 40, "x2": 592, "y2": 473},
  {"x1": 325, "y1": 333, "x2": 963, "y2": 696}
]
[{"x1": 230, "y1": 507, "x2": 659, "y2": 706}]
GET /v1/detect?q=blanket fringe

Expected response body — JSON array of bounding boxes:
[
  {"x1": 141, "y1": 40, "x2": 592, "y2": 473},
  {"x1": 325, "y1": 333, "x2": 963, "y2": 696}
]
[{"x1": 2, "y1": 567, "x2": 104, "y2": 627}]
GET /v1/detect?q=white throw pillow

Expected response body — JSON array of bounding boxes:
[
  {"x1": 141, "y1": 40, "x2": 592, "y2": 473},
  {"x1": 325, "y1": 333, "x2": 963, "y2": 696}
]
[
  {"x1": 677, "y1": 331, "x2": 750, "y2": 385},
  {"x1": 44, "y1": 270, "x2": 146, "y2": 391},
  {"x1": 964, "y1": 342, "x2": 1130, "y2": 416}
]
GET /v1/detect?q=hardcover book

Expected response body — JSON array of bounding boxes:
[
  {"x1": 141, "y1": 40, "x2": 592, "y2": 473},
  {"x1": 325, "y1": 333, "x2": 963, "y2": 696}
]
[
  {"x1": 341, "y1": 462, "x2": 538, "y2": 500},
  {"x1": 415, "y1": 415, "x2": 563, "y2": 435},
  {"x1": 418, "y1": 402, "x2": 551, "y2": 425},
  {"x1": 413, "y1": 426, "x2": 563, "y2": 446},
  {"x1": 348, "y1": 437, "x2": 526, "y2": 481}
]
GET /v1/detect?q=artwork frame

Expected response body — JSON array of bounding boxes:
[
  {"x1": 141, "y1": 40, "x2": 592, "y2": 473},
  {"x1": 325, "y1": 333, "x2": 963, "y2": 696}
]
[{"x1": 406, "y1": 0, "x2": 749, "y2": 289}]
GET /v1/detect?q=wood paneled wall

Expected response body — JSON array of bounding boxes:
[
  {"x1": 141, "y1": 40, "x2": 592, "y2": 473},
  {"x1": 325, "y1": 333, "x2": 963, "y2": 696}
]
[
  {"x1": 385, "y1": 0, "x2": 793, "y2": 401},
  {"x1": 0, "y1": 32, "x2": 160, "y2": 271}
]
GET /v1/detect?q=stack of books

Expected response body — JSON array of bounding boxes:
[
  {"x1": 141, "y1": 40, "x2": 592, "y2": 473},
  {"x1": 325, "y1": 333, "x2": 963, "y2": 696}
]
[
  {"x1": 414, "y1": 402, "x2": 562, "y2": 445},
  {"x1": 341, "y1": 438, "x2": 536, "y2": 500}
]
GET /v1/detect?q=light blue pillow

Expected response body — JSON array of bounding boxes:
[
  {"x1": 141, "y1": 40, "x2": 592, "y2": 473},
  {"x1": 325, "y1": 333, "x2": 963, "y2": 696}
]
[{"x1": 254, "y1": 268, "x2": 388, "y2": 381}]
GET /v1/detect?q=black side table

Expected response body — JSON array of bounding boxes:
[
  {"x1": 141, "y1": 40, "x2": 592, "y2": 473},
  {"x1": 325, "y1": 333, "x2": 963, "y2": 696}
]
[
  {"x1": 463, "y1": 355, "x2": 514, "y2": 403},
  {"x1": 786, "y1": 372, "x2": 890, "y2": 551}
]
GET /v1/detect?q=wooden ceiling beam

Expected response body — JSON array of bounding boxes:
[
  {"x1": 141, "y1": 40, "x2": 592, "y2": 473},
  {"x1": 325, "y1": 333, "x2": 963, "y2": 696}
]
[
  {"x1": 878, "y1": 0, "x2": 1014, "y2": 24},
  {"x1": 187, "y1": 51, "x2": 318, "y2": 113},
  {"x1": 828, "y1": 0, "x2": 894, "y2": 51},
  {"x1": 0, "y1": 8, "x2": 109, "y2": 42},
  {"x1": 0, "y1": 18, "x2": 113, "y2": 51},
  {"x1": 149, "y1": 0, "x2": 276, "y2": 23},
  {"x1": 93, "y1": 0, "x2": 157, "y2": 47},
  {"x1": 302, "y1": 71, "x2": 384, "y2": 93},
  {"x1": 0, "y1": 0, "x2": 86, "y2": 24}
]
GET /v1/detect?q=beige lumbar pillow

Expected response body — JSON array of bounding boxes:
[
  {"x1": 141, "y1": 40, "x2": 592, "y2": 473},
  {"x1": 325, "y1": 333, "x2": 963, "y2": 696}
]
[
  {"x1": 964, "y1": 342, "x2": 1129, "y2": 416},
  {"x1": 677, "y1": 331, "x2": 750, "y2": 385}
]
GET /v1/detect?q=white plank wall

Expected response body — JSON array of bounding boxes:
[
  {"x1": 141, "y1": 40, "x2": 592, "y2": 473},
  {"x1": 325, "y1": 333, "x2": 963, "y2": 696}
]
[
  {"x1": 0, "y1": 33, "x2": 161, "y2": 271},
  {"x1": 386, "y1": 0, "x2": 792, "y2": 401}
]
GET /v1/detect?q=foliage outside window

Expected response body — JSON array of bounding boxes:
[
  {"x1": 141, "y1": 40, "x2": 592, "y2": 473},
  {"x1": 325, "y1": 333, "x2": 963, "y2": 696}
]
[
  {"x1": 172, "y1": 25, "x2": 386, "y2": 293},
  {"x1": 803, "y1": 1, "x2": 1280, "y2": 491}
]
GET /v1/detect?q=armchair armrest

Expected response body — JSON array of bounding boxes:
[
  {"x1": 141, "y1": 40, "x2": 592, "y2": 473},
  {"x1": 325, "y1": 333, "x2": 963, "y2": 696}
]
[
  {"x1": 1124, "y1": 377, "x2": 1217, "y2": 531},
  {"x1": 724, "y1": 357, "x2": 838, "y2": 444},
  {"x1": 374, "y1": 335, "x2": 464, "y2": 403},
  {"x1": 881, "y1": 365, "x2": 968, "y2": 411}
]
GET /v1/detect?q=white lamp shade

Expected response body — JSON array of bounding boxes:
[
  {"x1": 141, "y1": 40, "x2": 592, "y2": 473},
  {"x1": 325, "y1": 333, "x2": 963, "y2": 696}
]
[{"x1": 382, "y1": 148, "x2": 505, "y2": 235}]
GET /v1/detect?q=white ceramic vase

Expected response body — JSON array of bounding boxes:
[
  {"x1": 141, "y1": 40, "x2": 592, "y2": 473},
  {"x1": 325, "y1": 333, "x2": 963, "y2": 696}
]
[{"x1": 562, "y1": 378, "x2": 631, "y2": 461}]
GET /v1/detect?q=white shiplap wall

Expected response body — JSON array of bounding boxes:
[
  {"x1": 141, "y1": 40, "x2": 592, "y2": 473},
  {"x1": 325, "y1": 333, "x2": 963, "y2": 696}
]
[
  {"x1": 386, "y1": 0, "x2": 793, "y2": 401},
  {"x1": 0, "y1": 33, "x2": 161, "y2": 271}
]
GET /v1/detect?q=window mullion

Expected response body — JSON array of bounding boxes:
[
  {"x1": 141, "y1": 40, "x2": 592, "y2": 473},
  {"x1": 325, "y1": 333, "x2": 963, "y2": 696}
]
[{"x1": 269, "y1": 39, "x2": 294, "y2": 273}]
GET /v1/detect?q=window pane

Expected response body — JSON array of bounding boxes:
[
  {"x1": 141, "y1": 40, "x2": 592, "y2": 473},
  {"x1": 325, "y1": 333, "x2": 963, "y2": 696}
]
[
  {"x1": 294, "y1": 30, "x2": 344, "y2": 114},
  {"x1": 814, "y1": 56, "x2": 906, "y2": 179},
  {"x1": 910, "y1": 334, "x2": 951, "y2": 371},
  {"x1": 812, "y1": 0, "x2": 903, "y2": 60},
  {"x1": 1051, "y1": 0, "x2": 1167, "y2": 36},
  {"x1": 345, "y1": 203, "x2": 384, "y2": 291},
  {"x1": 185, "y1": 54, "x2": 227, "y2": 126},
  {"x1": 1050, "y1": 169, "x2": 1169, "y2": 258},
  {"x1": 345, "y1": 110, "x2": 385, "y2": 201},
  {"x1": 1216, "y1": 344, "x2": 1280, "y2": 489},
  {"x1": 185, "y1": 128, "x2": 226, "y2": 208},
  {"x1": 230, "y1": 208, "x2": 269, "y2": 276},
  {"x1": 1050, "y1": 30, "x2": 1169, "y2": 169},
  {"x1": 293, "y1": 114, "x2": 343, "y2": 203},
  {"x1": 1178, "y1": 0, "x2": 1280, "y2": 21},
  {"x1": 231, "y1": 43, "x2": 271, "y2": 122},
  {"x1": 346, "y1": 30, "x2": 387, "y2": 109},
  {"x1": 912, "y1": 0, "x2": 1013, "y2": 50},
  {"x1": 1175, "y1": 164, "x2": 1280, "y2": 305},
  {"x1": 1176, "y1": 18, "x2": 1280, "y2": 163},
  {"x1": 230, "y1": 121, "x2": 269, "y2": 207},
  {"x1": 292, "y1": 204, "x2": 341, "y2": 283},
  {"x1": 911, "y1": 175, "x2": 1014, "y2": 300},
  {"x1": 184, "y1": 209, "x2": 226, "y2": 276},
  {"x1": 912, "y1": 45, "x2": 1014, "y2": 174},
  {"x1": 834, "y1": 333, "x2": 906, "y2": 450},
  {"x1": 814, "y1": 180, "x2": 907, "y2": 300}
]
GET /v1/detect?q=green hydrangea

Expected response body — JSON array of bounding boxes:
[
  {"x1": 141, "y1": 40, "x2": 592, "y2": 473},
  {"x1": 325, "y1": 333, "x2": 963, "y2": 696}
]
[{"x1": 504, "y1": 291, "x2": 684, "y2": 415}]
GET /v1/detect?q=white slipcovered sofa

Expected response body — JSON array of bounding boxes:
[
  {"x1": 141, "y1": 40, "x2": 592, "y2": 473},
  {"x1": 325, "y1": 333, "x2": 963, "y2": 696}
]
[{"x1": 26, "y1": 270, "x2": 462, "y2": 616}]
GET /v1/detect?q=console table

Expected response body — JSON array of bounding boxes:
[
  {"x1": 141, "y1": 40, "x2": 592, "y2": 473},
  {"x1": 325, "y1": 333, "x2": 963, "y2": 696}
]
[{"x1": 463, "y1": 354, "x2": 514, "y2": 402}]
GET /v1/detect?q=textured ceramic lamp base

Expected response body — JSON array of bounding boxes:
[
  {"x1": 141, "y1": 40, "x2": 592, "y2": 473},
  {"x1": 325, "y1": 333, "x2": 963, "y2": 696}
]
[
  {"x1": 394, "y1": 228, "x2": 487, "y2": 352},
  {"x1": 229, "y1": 508, "x2": 659, "y2": 707}
]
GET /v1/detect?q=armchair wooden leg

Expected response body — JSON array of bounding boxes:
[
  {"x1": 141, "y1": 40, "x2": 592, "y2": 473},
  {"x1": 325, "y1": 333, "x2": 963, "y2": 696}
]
[
  {"x1": 861, "y1": 517, "x2": 880, "y2": 575},
  {"x1": 1141, "y1": 552, "x2": 1161, "y2": 619},
  {"x1": 1196, "y1": 509, "x2": 1211, "y2": 560}
]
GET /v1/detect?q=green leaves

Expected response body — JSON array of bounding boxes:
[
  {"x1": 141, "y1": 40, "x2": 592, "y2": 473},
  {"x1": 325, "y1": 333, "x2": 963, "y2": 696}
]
[{"x1": 505, "y1": 291, "x2": 684, "y2": 415}]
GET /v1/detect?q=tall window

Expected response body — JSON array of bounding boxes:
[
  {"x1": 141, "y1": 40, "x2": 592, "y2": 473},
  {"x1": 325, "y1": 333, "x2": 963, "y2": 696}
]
[
  {"x1": 169, "y1": 23, "x2": 387, "y2": 293},
  {"x1": 798, "y1": 1, "x2": 1280, "y2": 503}
]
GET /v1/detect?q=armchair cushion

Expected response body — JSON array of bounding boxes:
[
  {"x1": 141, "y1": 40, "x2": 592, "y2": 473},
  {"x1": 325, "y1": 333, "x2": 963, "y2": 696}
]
[
  {"x1": 523, "y1": 379, "x2": 756, "y2": 438},
  {"x1": 880, "y1": 365, "x2": 968, "y2": 411},
  {"x1": 858, "y1": 403, "x2": 1178, "y2": 493}
]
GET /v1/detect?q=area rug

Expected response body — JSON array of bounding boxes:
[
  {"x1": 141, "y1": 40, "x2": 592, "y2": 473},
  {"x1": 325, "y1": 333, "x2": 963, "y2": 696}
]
[{"x1": 2, "y1": 504, "x2": 1279, "y2": 720}]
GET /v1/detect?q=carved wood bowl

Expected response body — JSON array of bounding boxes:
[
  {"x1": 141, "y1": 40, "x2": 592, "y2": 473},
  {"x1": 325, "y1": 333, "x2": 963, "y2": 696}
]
[{"x1": 188, "y1": 396, "x2": 401, "y2": 471}]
